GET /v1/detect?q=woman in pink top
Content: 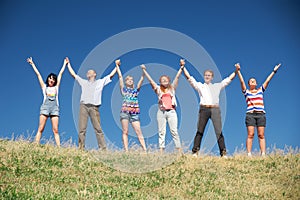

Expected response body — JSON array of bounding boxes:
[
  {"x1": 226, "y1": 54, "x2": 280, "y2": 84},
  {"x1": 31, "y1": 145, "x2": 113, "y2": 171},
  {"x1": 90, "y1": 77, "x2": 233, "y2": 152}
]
[
  {"x1": 141, "y1": 61, "x2": 184, "y2": 153},
  {"x1": 235, "y1": 63, "x2": 281, "y2": 156}
]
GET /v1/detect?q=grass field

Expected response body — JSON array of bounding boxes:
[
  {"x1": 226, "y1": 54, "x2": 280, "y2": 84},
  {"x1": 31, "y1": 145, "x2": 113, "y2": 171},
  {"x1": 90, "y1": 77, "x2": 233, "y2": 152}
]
[{"x1": 0, "y1": 139, "x2": 299, "y2": 199}]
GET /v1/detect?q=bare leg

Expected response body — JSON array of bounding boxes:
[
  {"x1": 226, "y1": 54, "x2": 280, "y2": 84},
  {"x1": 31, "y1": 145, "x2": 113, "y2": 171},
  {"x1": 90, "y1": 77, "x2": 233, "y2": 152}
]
[
  {"x1": 51, "y1": 116, "x2": 60, "y2": 146},
  {"x1": 132, "y1": 121, "x2": 147, "y2": 151},
  {"x1": 257, "y1": 126, "x2": 266, "y2": 155},
  {"x1": 246, "y1": 126, "x2": 255, "y2": 154},
  {"x1": 35, "y1": 115, "x2": 48, "y2": 144},
  {"x1": 121, "y1": 119, "x2": 129, "y2": 152}
]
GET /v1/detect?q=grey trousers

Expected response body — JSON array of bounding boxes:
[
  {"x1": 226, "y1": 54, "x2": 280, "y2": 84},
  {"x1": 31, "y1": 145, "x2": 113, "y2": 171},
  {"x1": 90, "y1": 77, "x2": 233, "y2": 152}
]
[{"x1": 78, "y1": 104, "x2": 106, "y2": 150}]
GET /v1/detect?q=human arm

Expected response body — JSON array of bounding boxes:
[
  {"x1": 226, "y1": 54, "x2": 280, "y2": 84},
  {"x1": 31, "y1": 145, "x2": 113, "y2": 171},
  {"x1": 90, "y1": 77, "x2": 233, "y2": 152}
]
[
  {"x1": 56, "y1": 57, "x2": 68, "y2": 87},
  {"x1": 115, "y1": 59, "x2": 124, "y2": 93},
  {"x1": 180, "y1": 59, "x2": 192, "y2": 80},
  {"x1": 136, "y1": 71, "x2": 145, "y2": 91},
  {"x1": 262, "y1": 63, "x2": 281, "y2": 90},
  {"x1": 235, "y1": 63, "x2": 246, "y2": 91},
  {"x1": 140, "y1": 64, "x2": 158, "y2": 90},
  {"x1": 67, "y1": 58, "x2": 77, "y2": 79},
  {"x1": 108, "y1": 62, "x2": 118, "y2": 79},
  {"x1": 27, "y1": 57, "x2": 45, "y2": 88},
  {"x1": 172, "y1": 59, "x2": 185, "y2": 89}
]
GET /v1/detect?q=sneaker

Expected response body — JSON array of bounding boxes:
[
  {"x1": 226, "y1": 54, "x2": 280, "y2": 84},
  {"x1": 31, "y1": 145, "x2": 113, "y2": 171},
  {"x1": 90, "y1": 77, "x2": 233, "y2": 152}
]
[
  {"x1": 247, "y1": 152, "x2": 252, "y2": 157},
  {"x1": 261, "y1": 152, "x2": 266, "y2": 157},
  {"x1": 192, "y1": 152, "x2": 198, "y2": 158}
]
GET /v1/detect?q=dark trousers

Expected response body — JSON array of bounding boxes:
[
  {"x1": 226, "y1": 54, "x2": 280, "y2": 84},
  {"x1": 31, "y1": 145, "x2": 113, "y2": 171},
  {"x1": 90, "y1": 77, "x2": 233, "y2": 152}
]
[{"x1": 192, "y1": 106, "x2": 226, "y2": 156}]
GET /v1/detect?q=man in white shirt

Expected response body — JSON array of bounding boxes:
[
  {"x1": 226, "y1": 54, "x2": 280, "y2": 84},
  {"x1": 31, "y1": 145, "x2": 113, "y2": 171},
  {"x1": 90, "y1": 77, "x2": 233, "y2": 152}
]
[
  {"x1": 67, "y1": 58, "x2": 117, "y2": 150},
  {"x1": 181, "y1": 59, "x2": 236, "y2": 157}
]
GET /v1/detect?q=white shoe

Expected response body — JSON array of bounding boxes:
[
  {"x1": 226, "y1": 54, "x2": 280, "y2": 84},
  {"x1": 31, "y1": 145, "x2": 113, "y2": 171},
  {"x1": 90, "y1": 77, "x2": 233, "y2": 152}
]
[
  {"x1": 261, "y1": 152, "x2": 266, "y2": 157},
  {"x1": 192, "y1": 153, "x2": 198, "y2": 158},
  {"x1": 222, "y1": 155, "x2": 228, "y2": 159},
  {"x1": 247, "y1": 152, "x2": 252, "y2": 157}
]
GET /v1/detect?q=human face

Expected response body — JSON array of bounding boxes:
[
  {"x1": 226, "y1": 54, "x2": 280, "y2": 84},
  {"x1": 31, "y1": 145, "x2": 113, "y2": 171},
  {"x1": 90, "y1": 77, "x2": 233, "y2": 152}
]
[
  {"x1": 47, "y1": 76, "x2": 56, "y2": 87},
  {"x1": 86, "y1": 70, "x2": 96, "y2": 81},
  {"x1": 160, "y1": 76, "x2": 170, "y2": 88},
  {"x1": 204, "y1": 71, "x2": 213, "y2": 84},
  {"x1": 125, "y1": 76, "x2": 134, "y2": 87},
  {"x1": 248, "y1": 78, "x2": 257, "y2": 89}
]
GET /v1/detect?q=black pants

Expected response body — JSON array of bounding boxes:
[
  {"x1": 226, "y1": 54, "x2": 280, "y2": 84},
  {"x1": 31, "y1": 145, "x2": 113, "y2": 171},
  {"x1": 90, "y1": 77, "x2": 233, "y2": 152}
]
[{"x1": 192, "y1": 106, "x2": 226, "y2": 156}]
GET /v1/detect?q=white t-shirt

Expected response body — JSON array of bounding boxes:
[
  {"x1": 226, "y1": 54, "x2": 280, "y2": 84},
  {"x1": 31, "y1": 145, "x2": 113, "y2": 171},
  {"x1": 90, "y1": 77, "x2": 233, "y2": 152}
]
[{"x1": 75, "y1": 75, "x2": 111, "y2": 106}]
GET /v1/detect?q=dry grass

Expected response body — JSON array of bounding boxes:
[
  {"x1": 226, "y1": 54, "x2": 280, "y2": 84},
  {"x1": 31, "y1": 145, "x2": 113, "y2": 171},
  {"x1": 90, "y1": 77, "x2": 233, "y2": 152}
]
[{"x1": 0, "y1": 138, "x2": 299, "y2": 199}]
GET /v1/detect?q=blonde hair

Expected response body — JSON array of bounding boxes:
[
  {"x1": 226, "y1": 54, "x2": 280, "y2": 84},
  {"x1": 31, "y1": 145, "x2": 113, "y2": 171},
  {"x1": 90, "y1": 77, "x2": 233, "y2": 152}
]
[
  {"x1": 125, "y1": 75, "x2": 134, "y2": 88},
  {"x1": 204, "y1": 69, "x2": 214, "y2": 77}
]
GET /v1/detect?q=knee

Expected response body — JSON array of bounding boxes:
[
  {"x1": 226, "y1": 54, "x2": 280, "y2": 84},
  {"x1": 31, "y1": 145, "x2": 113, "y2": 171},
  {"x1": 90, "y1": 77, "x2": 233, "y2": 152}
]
[
  {"x1": 122, "y1": 129, "x2": 128, "y2": 136},
  {"x1": 52, "y1": 128, "x2": 59, "y2": 135},
  {"x1": 248, "y1": 133, "x2": 255, "y2": 139},
  {"x1": 196, "y1": 131, "x2": 203, "y2": 137},
  {"x1": 38, "y1": 126, "x2": 45, "y2": 133},
  {"x1": 258, "y1": 133, "x2": 265, "y2": 140}
]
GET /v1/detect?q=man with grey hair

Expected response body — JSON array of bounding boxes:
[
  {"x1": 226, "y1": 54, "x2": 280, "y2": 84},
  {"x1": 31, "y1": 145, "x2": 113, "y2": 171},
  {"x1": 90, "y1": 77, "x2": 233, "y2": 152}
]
[{"x1": 67, "y1": 57, "x2": 117, "y2": 150}]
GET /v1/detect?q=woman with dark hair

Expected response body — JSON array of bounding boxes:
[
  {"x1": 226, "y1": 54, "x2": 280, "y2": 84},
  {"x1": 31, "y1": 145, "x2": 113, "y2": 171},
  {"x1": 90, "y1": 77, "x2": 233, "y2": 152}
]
[
  {"x1": 27, "y1": 57, "x2": 67, "y2": 146},
  {"x1": 141, "y1": 62, "x2": 183, "y2": 153},
  {"x1": 235, "y1": 63, "x2": 281, "y2": 157}
]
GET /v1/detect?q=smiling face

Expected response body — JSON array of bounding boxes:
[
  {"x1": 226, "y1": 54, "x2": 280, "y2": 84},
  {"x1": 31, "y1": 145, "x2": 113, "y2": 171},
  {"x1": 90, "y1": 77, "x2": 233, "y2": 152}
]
[
  {"x1": 125, "y1": 76, "x2": 134, "y2": 88},
  {"x1": 47, "y1": 76, "x2": 56, "y2": 87},
  {"x1": 86, "y1": 69, "x2": 97, "y2": 81},
  {"x1": 204, "y1": 70, "x2": 214, "y2": 84},
  {"x1": 248, "y1": 78, "x2": 257, "y2": 89},
  {"x1": 159, "y1": 75, "x2": 170, "y2": 88}
]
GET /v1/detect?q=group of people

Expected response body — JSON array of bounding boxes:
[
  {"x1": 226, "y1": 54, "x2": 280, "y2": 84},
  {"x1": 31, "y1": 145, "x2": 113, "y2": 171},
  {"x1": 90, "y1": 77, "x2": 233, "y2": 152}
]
[{"x1": 27, "y1": 57, "x2": 281, "y2": 157}]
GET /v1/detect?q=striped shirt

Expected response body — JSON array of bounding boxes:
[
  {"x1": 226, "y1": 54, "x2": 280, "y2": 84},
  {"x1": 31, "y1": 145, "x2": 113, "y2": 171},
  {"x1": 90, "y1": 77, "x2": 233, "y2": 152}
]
[{"x1": 243, "y1": 86, "x2": 265, "y2": 113}]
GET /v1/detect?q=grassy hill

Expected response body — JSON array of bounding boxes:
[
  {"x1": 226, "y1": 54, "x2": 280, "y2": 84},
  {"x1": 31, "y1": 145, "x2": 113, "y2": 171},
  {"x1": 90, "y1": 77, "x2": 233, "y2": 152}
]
[{"x1": 0, "y1": 139, "x2": 299, "y2": 199}]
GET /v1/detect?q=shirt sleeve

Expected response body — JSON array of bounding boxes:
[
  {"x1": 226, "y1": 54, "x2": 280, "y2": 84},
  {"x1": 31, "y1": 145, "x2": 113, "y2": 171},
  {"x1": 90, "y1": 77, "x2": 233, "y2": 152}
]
[
  {"x1": 101, "y1": 75, "x2": 112, "y2": 86},
  {"x1": 75, "y1": 75, "x2": 85, "y2": 86},
  {"x1": 188, "y1": 76, "x2": 202, "y2": 91},
  {"x1": 220, "y1": 77, "x2": 232, "y2": 88}
]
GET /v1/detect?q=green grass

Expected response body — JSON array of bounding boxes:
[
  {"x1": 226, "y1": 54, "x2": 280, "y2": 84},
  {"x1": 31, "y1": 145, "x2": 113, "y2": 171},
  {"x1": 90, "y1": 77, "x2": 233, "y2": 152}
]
[{"x1": 0, "y1": 139, "x2": 299, "y2": 199}]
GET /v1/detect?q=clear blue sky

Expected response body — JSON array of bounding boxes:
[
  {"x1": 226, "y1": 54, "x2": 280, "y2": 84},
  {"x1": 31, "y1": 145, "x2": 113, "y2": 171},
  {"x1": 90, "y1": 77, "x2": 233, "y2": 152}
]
[{"x1": 0, "y1": 0, "x2": 299, "y2": 154}]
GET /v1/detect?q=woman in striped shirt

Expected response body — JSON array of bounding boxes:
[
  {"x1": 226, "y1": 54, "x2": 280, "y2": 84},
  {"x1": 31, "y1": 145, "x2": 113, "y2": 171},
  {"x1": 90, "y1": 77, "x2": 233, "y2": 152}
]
[{"x1": 235, "y1": 63, "x2": 281, "y2": 157}]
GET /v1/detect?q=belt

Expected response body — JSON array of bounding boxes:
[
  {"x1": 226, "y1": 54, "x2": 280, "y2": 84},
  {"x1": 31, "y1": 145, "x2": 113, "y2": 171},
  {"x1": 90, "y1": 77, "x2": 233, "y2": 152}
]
[{"x1": 200, "y1": 104, "x2": 219, "y2": 108}]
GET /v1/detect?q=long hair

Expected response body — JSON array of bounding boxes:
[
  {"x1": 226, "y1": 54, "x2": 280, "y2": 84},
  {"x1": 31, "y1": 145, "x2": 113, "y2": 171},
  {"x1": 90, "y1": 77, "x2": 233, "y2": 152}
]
[
  {"x1": 45, "y1": 73, "x2": 57, "y2": 86},
  {"x1": 159, "y1": 75, "x2": 173, "y2": 93}
]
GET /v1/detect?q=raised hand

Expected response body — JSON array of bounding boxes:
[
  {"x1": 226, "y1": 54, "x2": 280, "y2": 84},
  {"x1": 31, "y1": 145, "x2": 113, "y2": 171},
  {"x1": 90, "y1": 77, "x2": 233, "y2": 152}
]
[
  {"x1": 140, "y1": 64, "x2": 146, "y2": 70},
  {"x1": 27, "y1": 57, "x2": 33, "y2": 65},
  {"x1": 64, "y1": 57, "x2": 69, "y2": 65},
  {"x1": 115, "y1": 59, "x2": 121, "y2": 67},
  {"x1": 180, "y1": 59, "x2": 185, "y2": 67},
  {"x1": 235, "y1": 63, "x2": 241, "y2": 71},
  {"x1": 273, "y1": 63, "x2": 281, "y2": 72}
]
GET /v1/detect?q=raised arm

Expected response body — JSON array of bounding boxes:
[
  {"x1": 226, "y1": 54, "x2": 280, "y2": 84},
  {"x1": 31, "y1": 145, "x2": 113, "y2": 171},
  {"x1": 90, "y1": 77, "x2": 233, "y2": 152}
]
[
  {"x1": 263, "y1": 63, "x2": 281, "y2": 90},
  {"x1": 115, "y1": 59, "x2": 124, "y2": 93},
  {"x1": 180, "y1": 59, "x2": 191, "y2": 80},
  {"x1": 235, "y1": 63, "x2": 246, "y2": 91},
  {"x1": 136, "y1": 71, "x2": 145, "y2": 91},
  {"x1": 108, "y1": 63, "x2": 118, "y2": 79},
  {"x1": 67, "y1": 58, "x2": 77, "y2": 79},
  {"x1": 141, "y1": 64, "x2": 158, "y2": 90},
  {"x1": 27, "y1": 57, "x2": 45, "y2": 88},
  {"x1": 172, "y1": 59, "x2": 185, "y2": 89},
  {"x1": 56, "y1": 57, "x2": 68, "y2": 87}
]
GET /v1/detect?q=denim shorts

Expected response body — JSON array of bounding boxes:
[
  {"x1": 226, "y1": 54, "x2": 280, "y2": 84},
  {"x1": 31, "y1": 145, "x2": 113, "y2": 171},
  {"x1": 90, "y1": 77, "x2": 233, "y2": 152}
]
[
  {"x1": 245, "y1": 112, "x2": 266, "y2": 127},
  {"x1": 40, "y1": 100, "x2": 59, "y2": 116},
  {"x1": 120, "y1": 112, "x2": 140, "y2": 123}
]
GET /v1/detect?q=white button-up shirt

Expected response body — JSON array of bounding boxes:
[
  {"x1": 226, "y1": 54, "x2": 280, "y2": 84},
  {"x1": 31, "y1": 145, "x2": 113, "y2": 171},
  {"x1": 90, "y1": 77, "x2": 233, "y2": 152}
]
[
  {"x1": 188, "y1": 76, "x2": 231, "y2": 106},
  {"x1": 75, "y1": 75, "x2": 111, "y2": 106}
]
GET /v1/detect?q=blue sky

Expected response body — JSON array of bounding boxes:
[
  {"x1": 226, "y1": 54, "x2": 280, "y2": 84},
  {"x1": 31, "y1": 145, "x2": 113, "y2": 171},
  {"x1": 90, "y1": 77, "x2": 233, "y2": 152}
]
[{"x1": 0, "y1": 0, "x2": 299, "y2": 154}]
